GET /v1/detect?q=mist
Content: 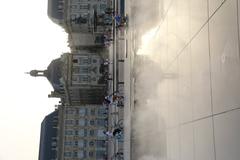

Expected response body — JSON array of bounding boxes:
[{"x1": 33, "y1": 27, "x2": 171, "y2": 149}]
[{"x1": 130, "y1": 0, "x2": 173, "y2": 159}]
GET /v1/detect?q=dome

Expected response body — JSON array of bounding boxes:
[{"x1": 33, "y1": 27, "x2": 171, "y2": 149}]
[{"x1": 45, "y1": 58, "x2": 64, "y2": 91}]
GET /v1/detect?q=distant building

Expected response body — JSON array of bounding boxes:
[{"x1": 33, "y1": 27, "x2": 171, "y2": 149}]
[
  {"x1": 48, "y1": 0, "x2": 110, "y2": 34},
  {"x1": 68, "y1": 32, "x2": 106, "y2": 51},
  {"x1": 29, "y1": 51, "x2": 107, "y2": 105},
  {"x1": 56, "y1": 104, "x2": 108, "y2": 160},
  {"x1": 39, "y1": 110, "x2": 58, "y2": 160},
  {"x1": 36, "y1": 2, "x2": 113, "y2": 160},
  {"x1": 38, "y1": 104, "x2": 109, "y2": 160}
]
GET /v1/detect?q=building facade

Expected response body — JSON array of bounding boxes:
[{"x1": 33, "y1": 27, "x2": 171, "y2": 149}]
[
  {"x1": 68, "y1": 33, "x2": 107, "y2": 51},
  {"x1": 30, "y1": 50, "x2": 107, "y2": 105},
  {"x1": 32, "y1": 49, "x2": 111, "y2": 159},
  {"x1": 39, "y1": 110, "x2": 58, "y2": 160},
  {"x1": 56, "y1": 104, "x2": 108, "y2": 160},
  {"x1": 48, "y1": 0, "x2": 110, "y2": 34},
  {"x1": 35, "y1": 1, "x2": 113, "y2": 159}
]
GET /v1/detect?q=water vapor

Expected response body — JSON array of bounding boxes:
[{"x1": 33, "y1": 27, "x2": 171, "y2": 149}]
[{"x1": 130, "y1": 0, "x2": 172, "y2": 159}]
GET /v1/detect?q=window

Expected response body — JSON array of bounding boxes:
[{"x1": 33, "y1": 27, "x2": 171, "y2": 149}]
[
  {"x1": 64, "y1": 152, "x2": 72, "y2": 158},
  {"x1": 75, "y1": 16, "x2": 87, "y2": 24},
  {"x1": 51, "y1": 141, "x2": 57, "y2": 147},
  {"x1": 97, "y1": 129, "x2": 105, "y2": 137},
  {"x1": 65, "y1": 130, "x2": 73, "y2": 135},
  {"x1": 89, "y1": 130, "x2": 95, "y2": 136},
  {"x1": 79, "y1": 57, "x2": 90, "y2": 64},
  {"x1": 71, "y1": 5, "x2": 77, "y2": 9},
  {"x1": 89, "y1": 120, "x2": 95, "y2": 126},
  {"x1": 75, "y1": 120, "x2": 79, "y2": 125},
  {"x1": 78, "y1": 129, "x2": 87, "y2": 136},
  {"x1": 89, "y1": 141, "x2": 94, "y2": 147},
  {"x1": 73, "y1": 75, "x2": 89, "y2": 83},
  {"x1": 75, "y1": 130, "x2": 78, "y2": 135},
  {"x1": 96, "y1": 140, "x2": 106, "y2": 148},
  {"x1": 79, "y1": 67, "x2": 89, "y2": 74},
  {"x1": 66, "y1": 109, "x2": 74, "y2": 114},
  {"x1": 79, "y1": 76, "x2": 89, "y2": 83},
  {"x1": 98, "y1": 107, "x2": 108, "y2": 116},
  {"x1": 58, "y1": 4, "x2": 63, "y2": 9},
  {"x1": 79, "y1": 4, "x2": 90, "y2": 9},
  {"x1": 89, "y1": 151, "x2": 94, "y2": 157},
  {"x1": 96, "y1": 150, "x2": 106, "y2": 159},
  {"x1": 78, "y1": 119, "x2": 87, "y2": 126},
  {"x1": 72, "y1": 67, "x2": 80, "y2": 73},
  {"x1": 79, "y1": 108, "x2": 87, "y2": 116},
  {"x1": 73, "y1": 152, "x2": 78, "y2": 158},
  {"x1": 72, "y1": 59, "x2": 78, "y2": 63},
  {"x1": 78, "y1": 151, "x2": 87, "y2": 158},
  {"x1": 72, "y1": 76, "x2": 78, "y2": 82},
  {"x1": 100, "y1": 4, "x2": 107, "y2": 11},
  {"x1": 84, "y1": 129, "x2": 88, "y2": 136},
  {"x1": 92, "y1": 59, "x2": 97, "y2": 63},
  {"x1": 96, "y1": 119, "x2": 107, "y2": 127},
  {"x1": 78, "y1": 140, "x2": 87, "y2": 147},
  {"x1": 93, "y1": 4, "x2": 97, "y2": 10},
  {"x1": 64, "y1": 141, "x2": 72, "y2": 146},
  {"x1": 78, "y1": 140, "x2": 84, "y2": 147},
  {"x1": 90, "y1": 109, "x2": 95, "y2": 115},
  {"x1": 75, "y1": 141, "x2": 78, "y2": 146},
  {"x1": 65, "y1": 120, "x2": 73, "y2": 125}
]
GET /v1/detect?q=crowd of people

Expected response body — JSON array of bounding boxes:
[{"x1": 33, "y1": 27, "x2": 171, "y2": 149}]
[
  {"x1": 101, "y1": 90, "x2": 124, "y2": 140},
  {"x1": 100, "y1": 8, "x2": 126, "y2": 159},
  {"x1": 101, "y1": 7, "x2": 128, "y2": 47}
]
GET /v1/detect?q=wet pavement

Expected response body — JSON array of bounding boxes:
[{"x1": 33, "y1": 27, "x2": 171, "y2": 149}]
[{"x1": 124, "y1": 0, "x2": 240, "y2": 160}]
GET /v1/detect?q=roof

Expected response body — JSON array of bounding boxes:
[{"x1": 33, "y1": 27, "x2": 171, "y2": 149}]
[
  {"x1": 39, "y1": 110, "x2": 58, "y2": 160},
  {"x1": 45, "y1": 58, "x2": 64, "y2": 91},
  {"x1": 47, "y1": 0, "x2": 64, "y2": 24}
]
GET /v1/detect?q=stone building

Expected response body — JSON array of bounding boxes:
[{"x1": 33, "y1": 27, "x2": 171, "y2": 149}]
[
  {"x1": 38, "y1": 104, "x2": 109, "y2": 160},
  {"x1": 39, "y1": 110, "x2": 58, "y2": 160},
  {"x1": 31, "y1": 51, "x2": 111, "y2": 159},
  {"x1": 29, "y1": 51, "x2": 107, "y2": 105},
  {"x1": 47, "y1": 0, "x2": 110, "y2": 34},
  {"x1": 68, "y1": 33, "x2": 106, "y2": 51},
  {"x1": 56, "y1": 104, "x2": 108, "y2": 160}
]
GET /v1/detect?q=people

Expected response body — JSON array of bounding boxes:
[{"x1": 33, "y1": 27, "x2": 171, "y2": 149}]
[
  {"x1": 115, "y1": 14, "x2": 128, "y2": 30},
  {"x1": 103, "y1": 94, "x2": 123, "y2": 106},
  {"x1": 113, "y1": 128, "x2": 122, "y2": 137},
  {"x1": 114, "y1": 14, "x2": 122, "y2": 26},
  {"x1": 104, "y1": 40, "x2": 111, "y2": 47},
  {"x1": 104, "y1": 35, "x2": 113, "y2": 42},
  {"x1": 103, "y1": 130, "x2": 113, "y2": 137},
  {"x1": 103, "y1": 128, "x2": 123, "y2": 138},
  {"x1": 103, "y1": 59, "x2": 113, "y2": 65}
]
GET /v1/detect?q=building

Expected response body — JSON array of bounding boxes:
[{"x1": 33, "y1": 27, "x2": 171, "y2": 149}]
[
  {"x1": 56, "y1": 104, "x2": 108, "y2": 160},
  {"x1": 29, "y1": 51, "x2": 107, "y2": 105},
  {"x1": 68, "y1": 32, "x2": 106, "y2": 51},
  {"x1": 31, "y1": 50, "x2": 111, "y2": 159},
  {"x1": 38, "y1": 104, "x2": 109, "y2": 160},
  {"x1": 47, "y1": 0, "x2": 112, "y2": 48},
  {"x1": 47, "y1": 0, "x2": 111, "y2": 34},
  {"x1": 35, "y1": 1, "x2": 113, "y2": 159},
  {"x1": 39, "y1": 110, "x2": 58, "y2": 160}
]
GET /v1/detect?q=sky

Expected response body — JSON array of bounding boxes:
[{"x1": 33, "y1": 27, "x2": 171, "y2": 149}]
[{"x1": 0, "y1": 0, "x2": 69, "y2": 159}]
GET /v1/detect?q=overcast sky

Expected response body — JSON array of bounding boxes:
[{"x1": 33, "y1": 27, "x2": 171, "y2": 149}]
[{"x1": 0, "y1": 0, "x2": 69, "y2": 159}]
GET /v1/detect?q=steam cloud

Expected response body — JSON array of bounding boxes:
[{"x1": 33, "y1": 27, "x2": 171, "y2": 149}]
[{"x1": 129, "y1": 0, "x2": 171, "y2": 159}]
